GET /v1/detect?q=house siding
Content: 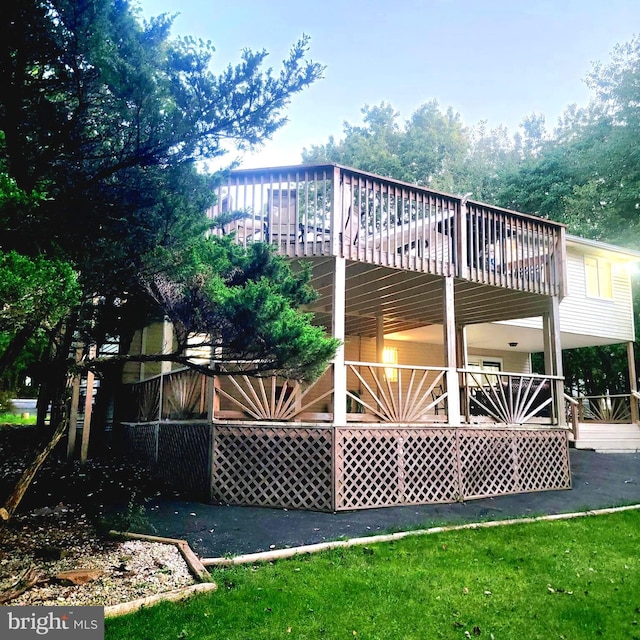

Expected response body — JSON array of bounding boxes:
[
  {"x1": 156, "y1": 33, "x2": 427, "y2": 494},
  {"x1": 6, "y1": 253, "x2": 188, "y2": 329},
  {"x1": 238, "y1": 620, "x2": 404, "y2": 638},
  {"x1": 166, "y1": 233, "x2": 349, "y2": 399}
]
[
  {"x1": 560, "y1": 250, "x2": 634, "y2": 341},
  {"x1": 500, "y1": 246, "x2": 635, "y2": 342}
]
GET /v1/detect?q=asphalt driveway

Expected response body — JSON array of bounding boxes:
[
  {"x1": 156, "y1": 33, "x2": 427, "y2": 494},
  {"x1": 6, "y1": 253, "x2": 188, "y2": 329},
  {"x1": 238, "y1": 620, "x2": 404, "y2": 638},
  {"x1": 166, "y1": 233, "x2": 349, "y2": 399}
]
[{"x1": 140, "y1": 449, "x2": 640, "y2": 559}]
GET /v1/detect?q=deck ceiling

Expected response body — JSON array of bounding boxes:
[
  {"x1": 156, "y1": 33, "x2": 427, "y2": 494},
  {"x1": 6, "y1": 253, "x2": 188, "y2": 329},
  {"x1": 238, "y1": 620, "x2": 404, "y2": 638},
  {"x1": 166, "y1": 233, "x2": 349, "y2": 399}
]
[{"x1": 303, "y1": 258, "x2": 552, "y2": 338}]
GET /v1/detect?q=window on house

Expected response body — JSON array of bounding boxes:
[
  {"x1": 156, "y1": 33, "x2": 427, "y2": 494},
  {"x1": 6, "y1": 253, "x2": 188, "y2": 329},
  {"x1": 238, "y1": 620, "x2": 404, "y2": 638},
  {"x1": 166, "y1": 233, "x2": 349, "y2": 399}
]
[
  {"x1": 584, "y1": 256, "x2": 613, "y2": 299},
  {"x1": 467, "y1": 358, "x2": 502, "y2": 387},
  {"x1": 383, "y1": 346, "x2": 398, "y2": 382}
]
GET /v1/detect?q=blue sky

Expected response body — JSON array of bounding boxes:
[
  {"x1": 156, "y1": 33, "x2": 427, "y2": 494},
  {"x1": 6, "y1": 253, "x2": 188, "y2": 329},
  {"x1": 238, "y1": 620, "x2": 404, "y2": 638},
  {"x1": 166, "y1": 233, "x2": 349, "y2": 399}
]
[{"x1": 137, "y1": 0, "x2": 639, "y2": 169}]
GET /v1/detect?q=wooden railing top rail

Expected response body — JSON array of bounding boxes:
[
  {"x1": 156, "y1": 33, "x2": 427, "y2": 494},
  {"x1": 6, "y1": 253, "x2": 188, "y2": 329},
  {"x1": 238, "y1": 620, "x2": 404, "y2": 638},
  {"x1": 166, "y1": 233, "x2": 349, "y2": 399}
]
[
  {"x1": 458, "y1": 369, "x2": 564, "y2": 381},
  {"x1": 345, "y1": 360, "x2": 447, "y2": 372},
  {"x1": 574, "y1": 393, "x2": 634, "y2": 400}
]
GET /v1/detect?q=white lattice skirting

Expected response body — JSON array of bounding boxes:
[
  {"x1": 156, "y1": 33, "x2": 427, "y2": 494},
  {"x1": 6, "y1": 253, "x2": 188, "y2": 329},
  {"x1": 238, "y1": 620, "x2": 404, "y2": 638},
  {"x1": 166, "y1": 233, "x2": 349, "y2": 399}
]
[{"x1": 121, "y1": 424, "x2": 571, "y2": 512}]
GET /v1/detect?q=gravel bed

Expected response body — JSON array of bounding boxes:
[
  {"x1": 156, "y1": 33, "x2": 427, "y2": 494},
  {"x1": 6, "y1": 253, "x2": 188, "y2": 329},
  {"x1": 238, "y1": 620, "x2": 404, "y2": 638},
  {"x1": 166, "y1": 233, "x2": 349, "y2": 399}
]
[{"x1": 0, "y1": 505, "x2": 196, "y2": 606}]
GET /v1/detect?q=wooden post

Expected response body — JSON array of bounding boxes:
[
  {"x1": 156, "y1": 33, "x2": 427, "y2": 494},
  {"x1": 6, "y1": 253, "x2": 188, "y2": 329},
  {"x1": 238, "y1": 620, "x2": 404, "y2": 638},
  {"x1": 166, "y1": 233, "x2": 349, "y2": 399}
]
[
  {"x1": 79, "y1": 344, "x2": 97, "y2": 464},
  {"x1": 456, "y1": 325, "x2": 468, "y2": 421},
  {"x1": 330, "y1": 166, "x2": 343, "y2": 257},
  {"x1": 443, "y1": 276, "x2": 460, "y2": 424},
  {"x1": 542, "y1": 312, "x2": 552, "y2": 376},
  {"x1": 545, "y1": 296, "x2": 565, "y2": 427},
  {"x1": 332, "y1": 256, "x2": 347, "y2": 426},
  {"x1": 376, "y1": 314, "x2": 384, "y2": 366},
  {"x1": 628, "y1": 341, "x2": 638, "y2": 423},
  {"x1": 455, "y1": 197, "x2": 468, "y2": 278},
  {"x1": 140, "y1": 326, "x2": 148, "y2": 381},
  {"x1": 66, "y1": 344, "x2": 83, "y2": 461},
  {"x1": 161, "y1": 318, "x2": 173, "y2": 375}
]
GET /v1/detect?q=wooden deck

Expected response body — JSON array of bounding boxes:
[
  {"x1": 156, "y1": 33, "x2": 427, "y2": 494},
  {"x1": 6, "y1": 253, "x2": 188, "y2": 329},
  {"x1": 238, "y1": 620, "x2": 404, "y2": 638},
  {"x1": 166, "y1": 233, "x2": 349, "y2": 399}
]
[{"x1": 209, "y1": 165, "x2": 567, "y2": 335}]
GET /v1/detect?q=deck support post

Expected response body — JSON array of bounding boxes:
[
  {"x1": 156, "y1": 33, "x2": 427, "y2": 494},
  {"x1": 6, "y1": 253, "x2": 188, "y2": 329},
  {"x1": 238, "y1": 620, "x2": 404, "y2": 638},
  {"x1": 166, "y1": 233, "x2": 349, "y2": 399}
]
[
  {"x1": 66, "y1": 344, "x2": 83, "y2": 461},
  {"x1": 80, "y1": 344, "x2": 97, "y2": 464},
  {"x1": 443, "y1": 276, "x2": 461, "y2": 424},
  {"x1": 376, "y1": 314, "x2": 385, "y2": 367},
  {"x1": 628, "y1": 341, "x2": 638, "y2": 423},
  {"x1": 161, "y1": 317, "x2": 173, "y2": 375},
  {"x1": 456, "y1": 325, "x2": 468, "y2": 421},
  {"x1": 332, "y1": 256, "x2": 347, "y2": 426},
  {"x1": 543, "y1": 295, "x2": 565, "y2": 427}
]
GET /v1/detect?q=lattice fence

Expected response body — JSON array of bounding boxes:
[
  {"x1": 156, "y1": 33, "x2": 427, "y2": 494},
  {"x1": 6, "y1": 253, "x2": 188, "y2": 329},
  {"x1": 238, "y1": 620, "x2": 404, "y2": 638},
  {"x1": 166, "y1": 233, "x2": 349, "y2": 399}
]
[
  {"x1": 157, "y1": 423, "x2": 212, "y2": 500},
  {"x1": 211, "y1": 425, "x2": 334, "y2": 511},
  {"x1": 120, "y1": 423, "x2": 158, "y2": 468},
  {"x1": 120, "y1": 422, "x2": 570, "y2": 513},
  {"x1": 335, "y1": 427, "x2": 570, "y2": 510}
]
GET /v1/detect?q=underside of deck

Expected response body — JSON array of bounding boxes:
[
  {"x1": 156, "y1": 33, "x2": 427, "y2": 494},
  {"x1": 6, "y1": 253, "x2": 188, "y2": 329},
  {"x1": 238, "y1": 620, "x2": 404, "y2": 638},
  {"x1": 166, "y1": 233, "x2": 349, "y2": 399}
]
[{"x1": 303, "y1": 257, "x2": 553, "y2": 337}]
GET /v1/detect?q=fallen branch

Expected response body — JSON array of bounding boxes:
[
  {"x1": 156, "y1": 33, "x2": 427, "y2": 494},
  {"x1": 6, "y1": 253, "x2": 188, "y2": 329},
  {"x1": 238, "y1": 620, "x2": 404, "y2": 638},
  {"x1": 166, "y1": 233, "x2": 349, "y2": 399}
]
[
  {"x1": 0, "y1": 418, "x2": 69, "y2": 522},
  {"x1": 0, "y1": 565, "x2": 46, "y2": 604}
]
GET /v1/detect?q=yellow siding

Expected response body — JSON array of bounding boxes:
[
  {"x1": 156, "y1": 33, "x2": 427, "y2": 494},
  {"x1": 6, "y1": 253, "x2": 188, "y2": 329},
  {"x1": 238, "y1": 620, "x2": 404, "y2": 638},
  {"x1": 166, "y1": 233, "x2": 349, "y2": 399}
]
[{"x1": 122, "y1": 330, "x2": 143, "y2": 383}]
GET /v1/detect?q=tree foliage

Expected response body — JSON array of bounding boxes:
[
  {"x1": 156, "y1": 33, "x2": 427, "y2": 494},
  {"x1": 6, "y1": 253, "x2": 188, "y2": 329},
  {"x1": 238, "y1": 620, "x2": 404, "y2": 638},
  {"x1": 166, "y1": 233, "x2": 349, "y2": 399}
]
[
  {"x1": 139, "y1": 236, "x2": 338, "y2": 381},
  {"x1": 302, "y1": 36, "x2": 640, "y2": 394},
  {"x1": 0, "y1": 0, "x2": 334, "y2": 407}
]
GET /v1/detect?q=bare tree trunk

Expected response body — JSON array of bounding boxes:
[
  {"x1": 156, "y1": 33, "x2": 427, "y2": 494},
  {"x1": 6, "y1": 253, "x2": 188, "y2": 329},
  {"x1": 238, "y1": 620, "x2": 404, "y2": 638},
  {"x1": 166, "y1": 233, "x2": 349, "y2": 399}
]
[{"x1": 0, "y1": 417, "x2": 68, "y2": 522}]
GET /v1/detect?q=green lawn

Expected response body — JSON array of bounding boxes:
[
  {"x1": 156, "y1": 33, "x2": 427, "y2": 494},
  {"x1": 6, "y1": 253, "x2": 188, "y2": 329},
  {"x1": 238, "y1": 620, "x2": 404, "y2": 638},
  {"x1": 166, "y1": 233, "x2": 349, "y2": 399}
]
[
  {"x1": 0, "y1": 412, "x2": 37, "y2": 426},
  {"x1": 105, "y1": 510, "x2": 640, "y2": 639}
]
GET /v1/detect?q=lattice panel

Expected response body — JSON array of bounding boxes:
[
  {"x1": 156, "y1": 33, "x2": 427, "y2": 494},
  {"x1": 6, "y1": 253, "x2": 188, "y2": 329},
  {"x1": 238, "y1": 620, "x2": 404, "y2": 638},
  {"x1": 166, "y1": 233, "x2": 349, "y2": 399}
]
[
  {"x1": 458, "y1": 430, "x2": 518, "y2": 498},
  {"x1": 157, "y1": 423, "x2": 212, "y2": 500},
  {"x1": 121, "y1": 423, "x2": 158, "y2": 467},
  {"x1": 337, "y1": 430, "x2": 400, "y2": 508},
  {"x1": 458, "y1": 429, "x2": 570, "y2": 498},
  {"x1": 516, "y1": 430, "x2": 571, "y2": 492},
  {"x1": 336, "y1": 427, "x2": 571, "y2": 510},
  {"x1": 402, "y1": 431, "x2": 459, "y2": 504},
  {"x1": 212, "y1": 425, "x2": 333, "y2": 511}
]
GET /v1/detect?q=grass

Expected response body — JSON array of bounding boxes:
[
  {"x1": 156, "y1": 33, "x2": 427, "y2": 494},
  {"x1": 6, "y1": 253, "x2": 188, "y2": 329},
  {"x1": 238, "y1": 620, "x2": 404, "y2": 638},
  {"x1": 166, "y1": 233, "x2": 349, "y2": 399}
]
[
  {"x1": 105, "y1": 509, "x2": 640, "y2": 639},
  {"x1": 0, "y1": 412, "x2": 37, "y2": 426}
]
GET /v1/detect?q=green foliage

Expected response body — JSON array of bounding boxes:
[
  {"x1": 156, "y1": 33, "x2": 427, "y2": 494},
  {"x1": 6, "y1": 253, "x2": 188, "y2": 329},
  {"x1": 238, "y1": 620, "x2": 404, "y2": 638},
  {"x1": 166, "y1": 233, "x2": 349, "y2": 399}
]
[
  {"x1": 144, "y1": 236, "x2": 339, "y2": 381},
  {"x1": 0, "y1": 412, "x2": 37, "y2": 425},
  {"x1": 302, "y1": 100, "x2": 469, "y2": 191},
  {"x1": 105, "y1": 510, "x2": 640, "y2": 639},
  {"x1": 0, "y1": 0, "x2": 331, "y2": 398},
  {"x1": 0, "y1": 251, "x2": 80, "y2": 333},
  {"x1": 0, "y1": 392, "x2": 15, "y2": 414}
]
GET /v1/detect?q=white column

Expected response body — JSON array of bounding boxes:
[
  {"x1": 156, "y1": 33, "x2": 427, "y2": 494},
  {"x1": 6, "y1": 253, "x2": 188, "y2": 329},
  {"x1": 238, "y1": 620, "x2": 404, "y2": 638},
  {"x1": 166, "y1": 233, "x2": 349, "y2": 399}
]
[
  {"x1": 332, "y1": 256, "x2": 347, "y2": 425},
  {"x1": 545, "y1": 296, "x2": 565, "y2": 427},
  {"x1": 443, "y1": 276, "x2": 460, "y2": 424},
  {"x1": 161, "y1": 318, "x2": 173, "y2": 375},
  {"x1": 376, "y1": 314, "x2": 385, "y2": 365},
  {"x1": 628, "y1": 341, "x2": 638, "y2": 423}
]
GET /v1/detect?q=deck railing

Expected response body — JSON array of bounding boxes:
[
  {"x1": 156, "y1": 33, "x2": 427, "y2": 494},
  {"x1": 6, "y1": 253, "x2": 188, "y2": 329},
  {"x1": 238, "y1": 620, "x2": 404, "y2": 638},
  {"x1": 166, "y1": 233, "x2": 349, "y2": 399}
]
[
  {"x1": 574, "y1": 393, "x2": 634, "y2": 423},
  {"x1": 345, "y1": 362, "x2": 448, "y2": 423},
  {"x1": 460, "y1": 369, "x2": 562, "y2": 425},
  {"x1": 209, "y1": 164, "x2": 565, "y2": 296},
  {"x1": 121, "y1": 364, "x2": 571, "y2": 427}
]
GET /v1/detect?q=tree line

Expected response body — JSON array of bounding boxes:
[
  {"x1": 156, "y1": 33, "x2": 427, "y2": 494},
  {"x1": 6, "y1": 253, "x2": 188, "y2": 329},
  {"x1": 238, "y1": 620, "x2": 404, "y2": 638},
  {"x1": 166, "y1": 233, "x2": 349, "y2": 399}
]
[{"x1": 302, "y1": 37, "x2": 640, "y2": 395}]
